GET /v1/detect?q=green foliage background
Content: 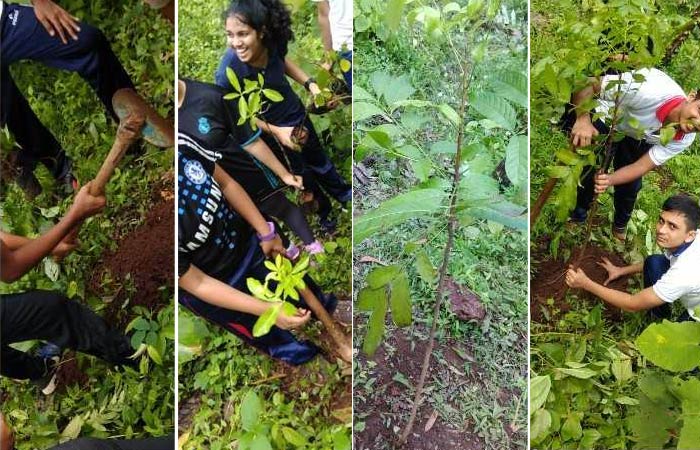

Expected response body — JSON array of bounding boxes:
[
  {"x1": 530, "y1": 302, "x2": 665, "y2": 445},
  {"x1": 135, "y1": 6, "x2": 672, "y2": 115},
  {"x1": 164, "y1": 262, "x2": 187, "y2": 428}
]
[
  {"x1": 0, "y1": 0, "x2": 174, "y2": 448},
  {"x1": 177, "y1": 0, "x2": 352, "y2": 448}
]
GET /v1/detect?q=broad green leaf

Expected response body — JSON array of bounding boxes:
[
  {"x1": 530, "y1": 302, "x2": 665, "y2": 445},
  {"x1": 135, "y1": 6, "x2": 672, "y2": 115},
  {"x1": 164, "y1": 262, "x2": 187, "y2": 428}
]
[
  {"x1": 490, "y1": 71, "x2": 528, "y2": 109},
  {"x1": 147, "y1": 345, "x2": 163, "y2": 365},
  {"x1": 363, "y1": 296, "x2": 388, "y2": 356},
  {"x1": 383, "y1": 0, "x2": 406, "y2": 33},
  {"x1": 240, "y1": 391, "x2": 262, "y2": 431},
  {"x1": 469, "y1": 92, "x2": 517, "y2": 130},
  {"x1": 357, "y1": 286, "x2": 385, "y2": 312},
  {"x1": 262, "y1": 89, "x2": 283, "y2": 102},
  {"x1": 530, "y1": 375, "x2": 551, "y2": 413},
  {"x1": 530, "y1": 408, "x2": 552, "y2": 444},
  {"x1": 638, "y1": 372, "x2": 671, "y2": 403},
  {"x1": 438, "y1": 103, "x2": 461, "y2": 126},
  {"x1": 390, "y1": 273, "x2": 412, "y2": 327},
  {"x1": 178, "y1": 313, "x2": 211, "y2": 346},
  {"x1": 353, "y1": 85, "x2": 375, "y2": 102},
  {"x1": 461, "y1": 200, "x2": 527, "y2": 231},
  {"x1": 628, "y1": 393, "x2": 675, "y2": 449},
  {"x1": 578, "y1": 429, "x2": 601, "y2": 449},
  {"x1": 354, "y1": 189, "x2": 446, "y2": 244},
  {"x1": 675, "y1": 378, "x2": 700, "y2": 449},
  {"x1": 226, "y1": 67, "x2": 241, "y2": 93},
  {"x1": 281, "y1": 426, "x2": 307, "y2": 446},
  {"x1": 44, "y1": 258, "x2": 60, "y2": 282},
  {"x1": 250, "y1": 435, "x2": 272, "y2": 450},
  {"x1": 430, "y1": 140, "x2": 457, "y2": 154},
  {"x1": 415, "y1": 250, "x2": 436, "y2": 283},
  {"x1": 253, "y1": 304, "x2": 281, "y2": 337},
  {"x1": 459, "y1": 173, "x2": 500, "y2": 203},
  {"x1": 505, "y1": 135, "x2": 528, "y2": 187},
  {"x1": 636, "y1": 321, "x2": 700, "y2": 372},
  {"x1": 354, "y1": 102, "x2": 386, "y2": 121},
  {"x1": 370, "y1": 71, "x2": 415, "y2": 106},
  {"x1": 333, "y1": 429, "x2": 351, "y2": 450},
  {"x1": 561, "y1": 413, "x2": 582, "y2": 441},
  {"x1": 366, "y1": 265, "x2": 400, "y2": 289},
  {"x1": 557, "y1": 367, "x2": 598, "y2": 379}
]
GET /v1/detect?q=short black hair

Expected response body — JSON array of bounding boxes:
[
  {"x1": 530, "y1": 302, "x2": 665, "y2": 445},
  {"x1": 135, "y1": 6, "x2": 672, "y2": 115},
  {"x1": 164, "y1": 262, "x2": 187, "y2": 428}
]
[{"x1": 662, "y1": 194, "x2": 700, "y2": 231}]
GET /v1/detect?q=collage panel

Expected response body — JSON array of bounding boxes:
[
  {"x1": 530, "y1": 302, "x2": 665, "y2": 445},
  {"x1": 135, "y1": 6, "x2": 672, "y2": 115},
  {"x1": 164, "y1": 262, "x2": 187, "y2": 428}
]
[
  {"x1": 177, "y1": 0, "x2": 352, "y2": 448},
  {"x1": 0, "y1": 0, "x2": 175, "y2": 448},
  {"x1": 352, "y1": 1, "x2": 529, "y2": 449},
  {"x1": 530, "y1": 1, "x2": 700, "y2": 449}
]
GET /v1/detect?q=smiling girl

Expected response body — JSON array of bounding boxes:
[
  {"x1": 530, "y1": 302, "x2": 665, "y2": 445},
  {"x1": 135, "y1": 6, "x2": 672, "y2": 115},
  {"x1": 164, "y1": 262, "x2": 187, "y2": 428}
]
[{"x1": 215, "y1": 0, "x2": 351, "y2": 232}]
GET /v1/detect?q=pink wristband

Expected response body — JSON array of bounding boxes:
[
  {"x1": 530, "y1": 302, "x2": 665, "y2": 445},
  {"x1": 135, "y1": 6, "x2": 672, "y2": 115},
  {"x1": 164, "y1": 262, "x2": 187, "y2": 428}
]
[{"x1": 257, "y1": 221, "x2": 276, "y2": 242}]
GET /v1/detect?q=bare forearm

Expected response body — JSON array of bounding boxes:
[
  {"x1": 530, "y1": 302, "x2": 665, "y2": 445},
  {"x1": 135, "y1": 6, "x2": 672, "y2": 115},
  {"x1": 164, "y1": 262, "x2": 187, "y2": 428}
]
[
  {"x1": 180, "y1": 266, "x2": 272, "y2": 315},
  {"x1": 0, "y1": 233, "x2": 32, "y2": 251},
  {"x1": 619, "y1": 262, "x2": 643, "y2": 277},
  {"x1": 317, "y1": 1, "x2": 333, "y2": 51},
  {"x1": 608, "y1": 153, "x2": 656, "y2": 186},
  {"x1": 243, "y1": 139, "x2": 291, "y2": 179},
  {"x1": 213, "y1": 165, "x2": 269, "y2": 236},
  {"x1": 284, "y1": 57, "x2": 311, "y2": 86},
  {"x1": 1, "y1": 212, "x2": 81, "y2": 282}
]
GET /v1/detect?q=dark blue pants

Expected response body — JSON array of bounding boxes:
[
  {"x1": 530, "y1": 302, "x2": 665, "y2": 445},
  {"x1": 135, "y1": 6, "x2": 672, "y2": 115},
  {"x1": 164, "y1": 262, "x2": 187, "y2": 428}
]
[
  {"x1": 0, "y1": 3, "x2": 133, "y2": 177},
  {"x1": 179, "y1": 236, "x2": 337, "y2": 365},
  {"x1": 559, "y1": 106, "x2": 651, "y2": 228},
  {"x1": 643, "y1": 255, "x2": 673, "y2": 320}
]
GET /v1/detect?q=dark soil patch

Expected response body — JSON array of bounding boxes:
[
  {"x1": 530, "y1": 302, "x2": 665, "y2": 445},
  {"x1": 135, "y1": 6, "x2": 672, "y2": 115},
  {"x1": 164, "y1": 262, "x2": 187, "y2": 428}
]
[
  {"x1": 55, "y1": 352, "x2": 89, "y2": 392},
  {"x1": 531, "y1": 244, "x2": 629, "y2": 324},
  {"x1": 91, "y1": 197, "x2": 174, "y2": 327},
  {"x1": 354, "y1": 328, "x2": 485, "y2": 450},
  {"x1": 654, "y1": 165, "x2": 675, "y2": 192}
]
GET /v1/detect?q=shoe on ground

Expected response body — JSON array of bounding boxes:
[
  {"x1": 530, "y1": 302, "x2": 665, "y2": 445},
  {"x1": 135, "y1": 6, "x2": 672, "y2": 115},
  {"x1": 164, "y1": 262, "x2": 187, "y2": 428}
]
[
  {"x1": 319, "y1": 216, "x2": 337, "y2": 234},
  {"x1": 286, "y1": 243, "x2": 300, "y2": 260},
  {"x1": 612, "y1": 225, "x2": 626, "y2": 241},
  {"x1": 33, "y1": 356, "x2": 59, "y2": 396},
  {"x1": 37, "y1": 342, "x2": 62, "y2": 359}
]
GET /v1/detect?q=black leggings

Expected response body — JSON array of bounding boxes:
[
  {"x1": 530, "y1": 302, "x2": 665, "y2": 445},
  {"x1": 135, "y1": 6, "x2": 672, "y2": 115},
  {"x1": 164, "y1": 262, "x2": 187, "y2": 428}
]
[
  {"x1": 0, "y1": 291, "x2": 132, "y2": 380},
  {"x1": 258, "y1": 191, "x2": 315, "y2": 245}
]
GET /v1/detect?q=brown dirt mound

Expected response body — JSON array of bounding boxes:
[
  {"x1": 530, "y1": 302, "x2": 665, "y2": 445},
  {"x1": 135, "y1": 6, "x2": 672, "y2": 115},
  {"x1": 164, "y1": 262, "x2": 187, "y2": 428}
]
[
  {"x1": 531, "y1": 245, "x2": 629, "y2": 324},
  {"x1": 92, "y1": 198, "x2": 174, "y2": 326}
]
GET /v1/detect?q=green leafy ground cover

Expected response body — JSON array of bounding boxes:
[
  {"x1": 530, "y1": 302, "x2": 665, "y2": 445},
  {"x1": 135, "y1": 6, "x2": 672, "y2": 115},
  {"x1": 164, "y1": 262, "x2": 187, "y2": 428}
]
[
  {"x1": 353, "y1": 1, "x2": 528, "y2": 449},
  {"x1": 530, "y1": 1, "x2": 700, "y2": 448},
  {"x1": 0, "y1": 0, "x2": 174, "y2": 448},
  {"x1": 177, "y1": 0, "x2": 352, "y2": 448}
]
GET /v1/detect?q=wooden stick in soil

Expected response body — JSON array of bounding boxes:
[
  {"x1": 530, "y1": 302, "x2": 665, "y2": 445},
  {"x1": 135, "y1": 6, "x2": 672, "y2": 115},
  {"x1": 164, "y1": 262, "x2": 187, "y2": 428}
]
[
  {"x1": 299, "y1": 287, "x2": 352, "y2": 363},
  {"x1": 530, "y1": 177, "x2": 559, "y2": 227},
  {"x1": 398, "y1": 70, "x2": 471, "y2": 446}
]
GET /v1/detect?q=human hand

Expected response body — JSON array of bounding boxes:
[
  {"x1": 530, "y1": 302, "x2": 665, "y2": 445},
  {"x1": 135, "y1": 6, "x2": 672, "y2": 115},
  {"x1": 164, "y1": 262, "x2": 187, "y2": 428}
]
[
  {"x1": 596, "y1": 257, "x2": 623, "y2": 286},
  {"x1": 275, "y1": 307, "x2": 311, "y2": 330},
  {"x1": 321, "y1": 61, "x2": 333, "y2": 72},
  {"x1": 68, "y1": 181, "x2": 106, "y2": 221},
  {"x1": 571, "y1": 116, "x2": 599, "y2": 148},
  {"x1": 52, "y1": 235, "x2": 79, "y2": 260},
  {"x1": 0, "y1": 412, "x2": 14, "y2": 450},
  {"x1": 259, "y1": 234, "x2": 285, "y2": 258},
  {"x1": 308, "y1": 82, "x2": 322, "y2": 97},
  {"x1": 594, "y1": 173, "x2": 612, "y2": 194},
  {"x1": 565, "y1": 266, "x2": 591, "y2": 289},
  {"x1": 270, "y1": 125, "x2": 301, "y2": 151},
  {"x1": 32, "y1": 0, "x2": 81, "y2": 44},
  {"x1": 281, "y1": 173, "x2": 303, "y2": 190}
]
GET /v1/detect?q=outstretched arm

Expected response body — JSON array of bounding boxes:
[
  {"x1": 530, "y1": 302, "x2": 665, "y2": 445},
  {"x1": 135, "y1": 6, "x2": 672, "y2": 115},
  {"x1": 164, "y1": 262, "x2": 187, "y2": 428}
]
[
  {"x1": 316, "y1": 0, "x2": 333, "y2": 52},
  {"x1": 0, "y1": 182, "x2": 105, "y2": 282},
  {"x1": 284, "y1": 58, "x2": 321, "y2": 96},
  {"x1": 566, "y1": 267, "x2": 665, "y2": 312},
  {"x1": 179, "y1": 264, "x2": 310, "y2": 329},
  {"x1": 242, "y1": 138, "x2": 303, "y2": 189}
]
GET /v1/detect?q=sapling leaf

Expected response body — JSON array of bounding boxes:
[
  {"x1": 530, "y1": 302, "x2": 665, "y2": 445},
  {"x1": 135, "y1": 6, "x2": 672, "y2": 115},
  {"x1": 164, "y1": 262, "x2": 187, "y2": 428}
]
[
  {"x1": 415, "y1": 250, "x2": 436, "y2": 283},
  {"x1": 366, "y1": 265, "x2": 400, "y2": 288},
  {"x1": 357, "y1": 286, "x2": 385, "y2": 311},
  {"x1": 281, "y1": 427, "x2": 306, "y2": 446},
  {"x1": 253, "y1": 304, "x2": 282, "y2": 337},
  {"x1": 363, "y1": 296, "x2": 388, "y2": 356},
  {"x1": 240, "y1": 391, "x2": 262, "y2": 431},
  {"x1": 263, "y1": 89, "x2": 284, "y2": 102},
  {"x1": 243, "y1": 78, "x2": 258, "y2": 94},
  {"x1": 223, "y1": 93, "x2": 240, "y2": 100},
  {"x1": 390, "y1": 273, "x2": 412, "y2": 327},
  {"x1": 226, "y1": 67, "x2": 241, "y2": 93}
]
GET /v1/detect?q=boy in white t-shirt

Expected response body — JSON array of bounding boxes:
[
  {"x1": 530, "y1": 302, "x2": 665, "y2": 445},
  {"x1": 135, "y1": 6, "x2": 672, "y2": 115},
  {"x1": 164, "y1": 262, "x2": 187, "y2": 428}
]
[
  {"x1": 562, "y1": 68, "x2": 700, "y2": 239},
  {"x1": 566, "y1": 194, "x2": 700, "y2": 322},
  {"x1": 315, "y1": 0, "x2": 352, "y2": 88}
]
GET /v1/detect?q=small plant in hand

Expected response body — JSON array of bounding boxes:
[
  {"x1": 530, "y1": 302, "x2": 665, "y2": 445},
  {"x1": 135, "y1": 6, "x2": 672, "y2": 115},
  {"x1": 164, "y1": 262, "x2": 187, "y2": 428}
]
[
  {"x1": 246, "y1": 254, "x2": 310, "y2": 337},
  {"x1": 223, "y1": 67, "x2": 283, "y2": 130}
]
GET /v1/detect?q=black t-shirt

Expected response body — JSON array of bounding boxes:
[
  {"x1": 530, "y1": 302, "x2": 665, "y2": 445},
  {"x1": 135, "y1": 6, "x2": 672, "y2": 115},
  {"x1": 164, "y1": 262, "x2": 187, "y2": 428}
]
[
  {"x1": 179, "y1": 78, "x2": 282, "y2": 200},
  {"x1": 177, "y1": 133, "x2": 252, "y2": 280}
]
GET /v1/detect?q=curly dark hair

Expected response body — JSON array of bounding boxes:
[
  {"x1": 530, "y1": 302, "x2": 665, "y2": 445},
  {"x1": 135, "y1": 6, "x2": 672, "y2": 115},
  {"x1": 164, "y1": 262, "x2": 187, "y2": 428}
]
[{"x1": 223, "y1": 0, "x2": 294, "y2": 57}]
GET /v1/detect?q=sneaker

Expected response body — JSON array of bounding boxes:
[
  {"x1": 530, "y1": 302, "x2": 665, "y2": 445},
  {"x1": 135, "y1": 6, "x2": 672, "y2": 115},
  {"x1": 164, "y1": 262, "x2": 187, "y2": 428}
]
[
  {"x1": 569, "y1": 207, "x2": 588, "y2": 224},
  {"x1": 33, "y1": 356, "x2": 59, "y2": 396},
  {"x1": 286, "y1": 243, "x2": 300, "y2": 260},
  {"x1": 304, "y1": 240, "x2": 324, "y2": 255}
]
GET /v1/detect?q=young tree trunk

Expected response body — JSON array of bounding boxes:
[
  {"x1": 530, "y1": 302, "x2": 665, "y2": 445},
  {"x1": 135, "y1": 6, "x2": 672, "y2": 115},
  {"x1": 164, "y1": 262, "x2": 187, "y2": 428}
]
[{"x1": 299, "y1": 287, "x2": 352, "y2": 362}]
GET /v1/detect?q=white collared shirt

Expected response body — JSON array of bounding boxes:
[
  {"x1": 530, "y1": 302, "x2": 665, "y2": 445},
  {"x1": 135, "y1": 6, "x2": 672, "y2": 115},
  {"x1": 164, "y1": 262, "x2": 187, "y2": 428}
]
[{"x1": 653, "y1": 234, "x2": 700, "y2": 321}]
